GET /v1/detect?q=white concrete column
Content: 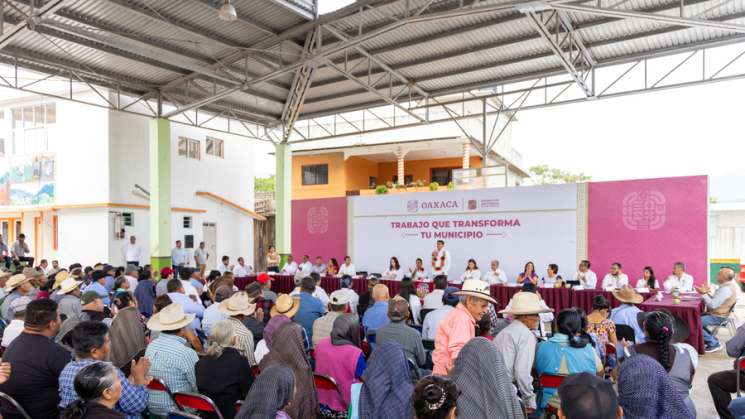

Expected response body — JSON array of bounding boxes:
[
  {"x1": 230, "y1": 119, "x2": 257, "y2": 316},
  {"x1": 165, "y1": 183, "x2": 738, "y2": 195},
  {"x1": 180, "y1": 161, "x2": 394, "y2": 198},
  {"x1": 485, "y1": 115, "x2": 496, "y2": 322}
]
[
  {"x1": 462, "y1": 143, "x2": 470, "y2": 169},
  {"x1": 395, "y1": 148, "x2": 407, "y2": 186}
]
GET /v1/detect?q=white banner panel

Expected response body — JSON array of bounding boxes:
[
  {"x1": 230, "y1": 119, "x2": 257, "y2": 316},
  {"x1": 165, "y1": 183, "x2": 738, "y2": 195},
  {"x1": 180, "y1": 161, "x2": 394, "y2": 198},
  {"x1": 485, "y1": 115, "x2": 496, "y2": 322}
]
[{"x1": 350, "y1": 184, "x2": 579, "y2": 280}]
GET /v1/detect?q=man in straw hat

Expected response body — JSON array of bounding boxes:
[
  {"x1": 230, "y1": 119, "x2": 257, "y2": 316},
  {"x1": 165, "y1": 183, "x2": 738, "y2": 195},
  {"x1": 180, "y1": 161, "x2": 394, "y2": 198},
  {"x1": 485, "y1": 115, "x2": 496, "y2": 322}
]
[
  {"x1": 609, "y1": 285, "x2": 645, "y2": 347},
  {"x1": 1, "y1": 272, "x2": 33, "y2": 321},
  {"x1": 49, "y1": 270, "x2": 70, "y2": 303},
  {"x1": 145, "y1": 303, "x2": 199, "y2": 416},
  {"x1": 219, "y1": 291, "x2": 258, "y2": 365},
  {"x1": 0, "y1": 270, "x2": 12, "y2": 300},
  {"x1": 432, "y1": 278, "x2": 497, "y2": 376},
  {"x1": 56, "y1": 275, "x2": 84, "y2": 321},
  {"x1": 269, "y1": 293, "x2": 300, "y2": 319},
  {"x1": 495, "y1": 291, "x2": 554, "y2": 413}
]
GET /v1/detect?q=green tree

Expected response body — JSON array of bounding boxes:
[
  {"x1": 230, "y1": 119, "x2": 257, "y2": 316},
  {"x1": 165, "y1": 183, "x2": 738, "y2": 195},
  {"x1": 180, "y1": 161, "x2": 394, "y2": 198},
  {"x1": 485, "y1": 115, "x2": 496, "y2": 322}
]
[
  {"x1": 529, "y1": 165, "x2": 592, "y2": 184},
  {"x1": 255, "y1": 175, "x2": 275, "y2": 192}
]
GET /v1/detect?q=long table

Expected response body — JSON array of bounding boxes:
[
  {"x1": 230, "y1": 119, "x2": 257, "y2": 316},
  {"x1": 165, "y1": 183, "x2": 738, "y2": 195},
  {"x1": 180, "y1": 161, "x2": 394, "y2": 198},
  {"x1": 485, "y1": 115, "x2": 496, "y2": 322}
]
[{"x1": 640, "y1": 294, "x2": 705, "y2": 354}]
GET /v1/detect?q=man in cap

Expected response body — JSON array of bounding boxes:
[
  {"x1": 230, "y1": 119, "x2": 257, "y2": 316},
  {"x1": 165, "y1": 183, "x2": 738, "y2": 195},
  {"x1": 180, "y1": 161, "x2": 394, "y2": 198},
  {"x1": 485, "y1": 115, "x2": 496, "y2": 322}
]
[
  {"x1": 337, "y1": 275, "x2": 359, "y2": 314},
  {"x1": 495, "y1": 291, "x2": 553, "y2": 414},
  {"x1": 432, "y1": 278, "x2": 496, "y2": 376},
  {"x1": 255, "y1": 272, "x2": 276, "y2": 320},
  {"x1": 145, "y1": 303, "x2": 199, "y2": 416},
  {"x1": 219, "y1": 292, "x2": 257, "y2": 364},
  {"x1": 80, "y1": 291, "x2": 112, "y2": 325},
  {"x1": 1, "y1": 296, "x2": 30, "y2": 348},
  {"x1": 1, "y1": 273, "x2": 34, "y2": 321},
  {"x1": 56, "y1": 275, "x2": 84, "y2": 321},
  {"x1": 85, "y1": 269, "x2": 111, "y2": 306},
  {"x1": 311, "y1": 289, "x2": 349, "y2": 347},
  {"x1": 422, "y1": 287, "x2": 459, "y2": 341},
  {"x1": 202, "y1": 285, "x2": 231, "y2": 337},
  {"x1": 156, "y1": 267, "x2": 173, "y2": 297},
  {"x1": 558, "y1": 372, "x2": 623, "y2": 419},
  {"x1": 376, "y1": 296, "x2": 426, "y2": 368}
]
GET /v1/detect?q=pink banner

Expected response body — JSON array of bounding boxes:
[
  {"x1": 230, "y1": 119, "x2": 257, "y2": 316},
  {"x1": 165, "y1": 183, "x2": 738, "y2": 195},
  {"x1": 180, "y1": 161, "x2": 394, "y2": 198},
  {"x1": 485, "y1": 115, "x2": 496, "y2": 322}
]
[
  {"x1": 291, "y1": 197, "x2": 348, "y2": 263},
  {"x1": 588, "y1": 176, "x2": 708, "y2": 289}
]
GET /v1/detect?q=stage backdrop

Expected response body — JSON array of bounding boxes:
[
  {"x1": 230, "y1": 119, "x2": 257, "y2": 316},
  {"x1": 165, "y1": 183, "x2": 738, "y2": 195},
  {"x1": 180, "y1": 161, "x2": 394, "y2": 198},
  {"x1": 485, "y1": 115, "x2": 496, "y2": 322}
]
[
  {"x1": 291, "y1": 197, "x2": 347, "y2": 263},
  {"x1": 588, "y1": 175, "x2": 708, "y2": 287},
  {"x1": 349, "y1": 184, "x2": 580, "y2": 279}
]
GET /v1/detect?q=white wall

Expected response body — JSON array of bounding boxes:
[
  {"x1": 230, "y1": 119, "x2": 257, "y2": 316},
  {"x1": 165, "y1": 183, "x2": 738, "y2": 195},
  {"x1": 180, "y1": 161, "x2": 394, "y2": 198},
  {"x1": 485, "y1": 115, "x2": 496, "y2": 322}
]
[
  {"x1": 710, "y1": 206, "x2": 745, "y2": 259},
  {"x1": 55, "y1": 209, "x2": 110, "y2": 266}
]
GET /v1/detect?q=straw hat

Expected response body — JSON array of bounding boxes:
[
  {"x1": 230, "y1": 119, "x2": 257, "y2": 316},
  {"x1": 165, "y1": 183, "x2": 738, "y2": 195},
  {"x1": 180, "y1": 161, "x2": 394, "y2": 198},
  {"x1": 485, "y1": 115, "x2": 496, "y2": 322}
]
[
  {"x1": 499, "y1": 291, "x2": 553, "y2": 315},
  {"x1": 57, "y1": 277, "x2": 83, "y2": 295},
  {"x1": 219, "y1": 292, "x2": 256, "y2": 317},
  {"x1": 454, "y1": 279, "x2": 497, "y2": 304},
  {"x1": 0, "y1": 271, "x2": 11, "y2": 280},
  {"x1": 612, "y1": 285, "x2": 644, "y2": 304},
  {"x1": 146, "y1": 303, "x2": 195, "y2": 331},
  {"x1": 53, "y1": 270, "x2": 69, "y2": 290},
  {"x1": 270, "y1": 293, "x2": 300, "y2": 318},
  {"x1": 4, "y1": 274, "x2": 30, "y2": 292},
  {"x1": 21, "y1": 267, "x2": 44, "y2": 279}
]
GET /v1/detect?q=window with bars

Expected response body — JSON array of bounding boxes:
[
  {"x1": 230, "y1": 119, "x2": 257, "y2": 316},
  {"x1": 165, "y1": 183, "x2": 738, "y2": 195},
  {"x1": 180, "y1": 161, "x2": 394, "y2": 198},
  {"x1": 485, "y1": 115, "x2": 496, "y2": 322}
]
[
  {"x1": 122, "y1": 212, "x2": 134, "y2": 227},
  {"x1": 9, "y1": 103, "x2": 55, "y2": 155},
  {"x1": 302, "y1": 164, "x2": 329, "y2": 185},
  {"x1": 178, "y1": 137, "x2": 200, "y2": 160},
  {"x1": 183, "y1": 216, "x2": 192, "y2": 229},
  {"x1": 206, "y1": 137, "x2": 224, "y2": 158}
]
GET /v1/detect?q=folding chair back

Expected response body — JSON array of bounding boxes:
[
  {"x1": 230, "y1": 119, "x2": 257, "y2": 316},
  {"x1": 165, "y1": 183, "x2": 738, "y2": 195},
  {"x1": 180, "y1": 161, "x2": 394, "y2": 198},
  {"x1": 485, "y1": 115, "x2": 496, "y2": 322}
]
[
  {"x1": 147, "y1": 377, "x2": 181, "y2": 410},
  {"x1": 0, "y1": 391, "x2": 31, "y2": 419},
  {"x1": 235, "y1": 400, "x2": 243, "y2": 413},
  {"x1": 422, "y1": 339, "x2": 435, "y2": 351},
  {"x1": 313, "y1": 373, "x2": 348, "y2": 411},
  {"x1": 737, "y1": 356, "x2": 745, "y2": 397},
  {"x1": 407, "y1": 358, "x2": 421, "y2": 382},
  {"x1": 615, "y1": 324, "x2": 635, "y2": 343},
  {"x1": 539, "y1": 374, "x2": 566, "y2": 418},
  {"x1": 173, "y1": 392, "x2": 224, "y2": 419},
  {"x1": 168, "y1": 410, "x2": 202, "y2": 419},
  {"x1": 251, "y1": 365, "x2": 261, "y2": 377}
]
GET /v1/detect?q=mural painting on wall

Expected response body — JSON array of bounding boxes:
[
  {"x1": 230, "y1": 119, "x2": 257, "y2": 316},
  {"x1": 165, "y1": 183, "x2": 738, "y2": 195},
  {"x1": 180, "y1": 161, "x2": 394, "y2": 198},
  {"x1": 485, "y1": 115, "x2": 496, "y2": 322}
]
[{"x1": 0, "y1": 154, "x2": 55, "y2": 205}]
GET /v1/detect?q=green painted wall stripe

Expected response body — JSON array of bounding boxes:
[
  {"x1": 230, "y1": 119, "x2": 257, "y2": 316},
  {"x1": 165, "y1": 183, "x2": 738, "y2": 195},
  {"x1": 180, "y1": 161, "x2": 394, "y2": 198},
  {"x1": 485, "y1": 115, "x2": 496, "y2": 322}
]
[
  {"x1": 149, "y1": 118, "x2": 171, "y2": 263},
  {"x1": 275, "y1": 142, "x2": 292, "y2": 255}
]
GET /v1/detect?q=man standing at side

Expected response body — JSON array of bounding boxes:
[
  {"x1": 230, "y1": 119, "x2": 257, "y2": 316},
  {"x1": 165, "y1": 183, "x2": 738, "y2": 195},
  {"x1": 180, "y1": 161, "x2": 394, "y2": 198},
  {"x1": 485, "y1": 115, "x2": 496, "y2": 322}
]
[
  {"x1": 697, "y1": 266, "x2": 738, "y2": 353},
  {"x1": 194, "y1": 241, "x2": 209, "y2": 277},
  {"x1": 123, "y1": 236, "x2": 142, "y2": 267},
  {"x1": 171, "y1": 240, "x2": 188, "y2": 272}
]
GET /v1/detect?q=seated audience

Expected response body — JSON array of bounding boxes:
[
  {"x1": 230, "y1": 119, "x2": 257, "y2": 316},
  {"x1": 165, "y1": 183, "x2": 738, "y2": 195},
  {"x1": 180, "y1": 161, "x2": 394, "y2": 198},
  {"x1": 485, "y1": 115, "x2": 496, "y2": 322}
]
[
  {"x1": 1, "y1": 296, "x2": 29, "y2": 348},
  {"x1": 165, "y1": 279, "x2": 204, "y2": 330},
  {"x1": 202, "y1": 285, "x2": 231, "y2": 336},
  {"x1": 219, "y1": 292, "x2": 257, "y2": 364},
  {"x1": 337, "y1": 275, "x2": 359, "y2": 314},
  {"x1": 663, "y1": 261, "x2": 694, "y2": 292},
  {"x1": 459, "y1": 259, "x2": 482, "y2": 283},
  {"x1": 358, "y1": 342, "x2": 413, "y2": 419},
  {"x1": 362, "y1": 283, "x2": 391, "y2": 336},
  {"x1": 259, "y1": 322, "x2": 318, "y2": 418},
  {"x1": 452, "y1": 337, "x2": 523, "y2": 419},
  {"x1": 85, "y1": 270, "x2": 111, "y2": 306},
  {"x1": 609, "y1": 286, "x2": 645, "y2": 347},
  {"x1": 60, "y1": 362, "x2": 123, "y2": 419},
  {"x1": 312, "y1": 289, "x2": 348, "y2": 347},
  {"x1": 557, "y1": 373, "x2": 623, "y2": 419},
  {"x1": 357, "y1": 277, "x2": 379, "y2": 318},
  {"x1": 627, "y1": 311, "x2": 696, "y2": 415},
  {"x1": 59, "y1": 321, "x2": 148, "y2": 419},
  {"x1": 196, "y1": 320, "x2": 253, "y2": 419},
  {"x1": 1, "y1": 273, "x2": 34, "y2": 321},
  {"x1": 697, "y1": 266, "x2": 738, "y2": 352},
  {"x1": 412, "y1": 375, "x2": 459, "y2": 419},
  {"x1": 57, "y1": 276, "x2": 84, "y2": 320},
  {"x1": 635, "y1": 266, "x2": 659, "y2": 289},
  {"x1": 398, "y1": 279, "x2": 422, "y2": 325},
  {"x1": 432, "y1": 279, "x2": 495, "y2": 376},
  {"x1": 0, "y1": 299, "x2": 71, "y2": 419},
  {"x1": 535, "y1": 308, "x2": 602, "y2": 413},
  {"x1": 422, "y1": 287, "x2": 459, "y2": 341},
  {"x1": 243, "y1": 283, "x2": 266, "y2": 343},
  {"x1": 495, "y1": 291, "x2": 549, "y2": 413},
  {"x1": 235, "y1": 364, "x2": 294, "y2": 419},
  {"x1": 377, "y1": 296, "x2": 426, "y2": 368},
  {"x1": 314, "y1": 314, "x2": 366, "y2": 414},
  {"x1": 255, "y1": 313, "x2": 292, "y2": 364},
  {"x1": 422, "y1": 275, "x2": 448, "y2": 311},
  {"x1": 618, "y1": 354, "x2": 693, "y2": 419},
  {"x1": 708, "y1": 320, "x2": 745, "y2": 419},
  {"x1": 155, "y1": 267, "x2": 173, "y2": 297},
  {"x1": 586, "y1": 295, "x2": 618, "y2": 360},
  {"x1": 108, "y1": 292, "x2": 146, "y2": 370},
  {"x1": 144, "y1": 303, "x2": 199, "y2": 416},
  {"x1": 133, "y1": 269, "x2": 156, "y2": 317},
  {"x1": 294, "y1": 276, "x2": 326, "y2": 343}
]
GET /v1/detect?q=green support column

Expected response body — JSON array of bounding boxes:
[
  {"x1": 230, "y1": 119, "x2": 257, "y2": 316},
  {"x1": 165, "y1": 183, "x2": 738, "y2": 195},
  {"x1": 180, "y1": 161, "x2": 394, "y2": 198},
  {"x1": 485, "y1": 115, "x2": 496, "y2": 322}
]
[
  {"x1": 275, "y1": 142, "x2": 292, "y2": 262},
  {"x1": 150, "y1": 118, "x2": 171, "y2": 272}
]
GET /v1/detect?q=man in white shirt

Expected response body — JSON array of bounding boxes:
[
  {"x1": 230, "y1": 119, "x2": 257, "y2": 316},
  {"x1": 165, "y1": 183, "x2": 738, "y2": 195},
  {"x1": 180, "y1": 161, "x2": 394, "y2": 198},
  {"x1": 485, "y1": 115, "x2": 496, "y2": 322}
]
[
  {"x1": 338, "y1": 256, "x2": 356, "y2": 277},
  {"x1": 541, "y1": 264, "x2": 561, "y2": 287},
  {"x1": 171, "y1": 240, "x2": 188, "y2": 269},
  {"x1": 290, "y1": 273, "x2": 330, "y2": 306},
  {"x1": 422, "y1": 276, "x2": 448, "y2": 310},
  {"x1": 218, "y1": 255, "x2": 232, "y2": 275},
  {"x1": 122, "y1": 236, "x2": 142, "y2": 266},
  {"x1": 194, "y1": 241, "x2": 209, "y2": 276},
  {"x1": 483, "y1": 260, "x2": 509, "y2": 285},
  {"x1": 298, "y1": 255, "x2": 313, "y2": 275},
  {"x1": 281, "y1": 255, "x2": 298, "y2": 275},
  {"x1": 124, "y1": 265, "x2": 139, "y2": 291},
  {"x1": 232, "y1": 257, "x2": 253, "y2": 277},
  {"x1": 177, "y1": 267, "x2": 201, "y2": 302},
  {"x1": 408, "y1": 258, "x2": 429, "y2": 281},
  {"x1": 601, "y1": 262, "x2": 629, "y2": 289},
  {"x1": 697, "y1": 266, "x2": 738, "y2": 352},
  {"x1": 431, "y1": 240, "x2": 451, "y2": 277},
  {"x1": 573, "y1": 260, "x2": 597, "y2": 289},
  {"x1": 663, "y1": 261, "x2": 695, "y2": 292},
  {"x1": 421, "y1": 287, "x2": 459, "y2": 340}
]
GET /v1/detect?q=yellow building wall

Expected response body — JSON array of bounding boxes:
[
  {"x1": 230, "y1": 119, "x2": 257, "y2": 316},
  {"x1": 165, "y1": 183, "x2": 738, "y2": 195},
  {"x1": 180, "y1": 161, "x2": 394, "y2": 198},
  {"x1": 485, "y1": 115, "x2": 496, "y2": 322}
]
[
  {"x1": 345, "y1": 156, "x2": 378, "y2": 191},
  {"x1": 377, "y1": 156, "x2": 483, "y2": 184},
  {"x1": 292, "y1": 153, "x2": 347, "y2": 200}
]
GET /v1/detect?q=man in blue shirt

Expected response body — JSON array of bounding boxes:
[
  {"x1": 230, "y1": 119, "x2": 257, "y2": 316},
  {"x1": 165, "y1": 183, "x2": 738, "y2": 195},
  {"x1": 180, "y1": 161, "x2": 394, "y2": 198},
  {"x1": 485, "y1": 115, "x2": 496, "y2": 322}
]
[
  {"x1": 610, "y1": 286, "x2": 645, "y2": 356},
  {"x1": 362, "y1": 284, "x2": 390, "y2": 335},
  {"x1": 166, "y1": 279, "x2": 204, "y2": 330},
  {"x1": 85, "y1": 269, "x2": 110, "y2": 306},
  {"x1": 293, "y1": 276, "x2": 325, "y2": 342}
]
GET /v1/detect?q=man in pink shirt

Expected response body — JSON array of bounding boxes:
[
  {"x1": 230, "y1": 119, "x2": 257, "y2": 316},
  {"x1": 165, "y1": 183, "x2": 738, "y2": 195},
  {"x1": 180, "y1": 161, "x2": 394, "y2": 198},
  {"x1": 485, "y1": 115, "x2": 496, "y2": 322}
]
[{"x1": 432, "y1": 279, "x2": 496, "y2": 375}]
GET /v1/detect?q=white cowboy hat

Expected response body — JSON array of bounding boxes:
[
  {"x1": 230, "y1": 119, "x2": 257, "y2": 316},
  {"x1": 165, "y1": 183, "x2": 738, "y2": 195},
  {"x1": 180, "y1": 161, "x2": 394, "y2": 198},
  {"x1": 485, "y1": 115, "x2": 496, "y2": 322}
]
[
  {"x1": 499, "y1": 291, "x2": 553, "y2": 315},
  {"x1": 53, "y1": 270, "x2": 70, "y2": 290},
  {"x1": 219, "y1": 292, "x2": 256, "y2": 317},
  {"x1": 4, "y1": 273, "x2": 30, "y2": 292},
  {"x1": 454, "y1": 279, "x2": 497, "y2": 304},
  {"x1": 146, "y1": 303, "x2": 195, "y2": 331},
  {"x1": 57, "y1": 277, "x2": 83, "y2": 295}
]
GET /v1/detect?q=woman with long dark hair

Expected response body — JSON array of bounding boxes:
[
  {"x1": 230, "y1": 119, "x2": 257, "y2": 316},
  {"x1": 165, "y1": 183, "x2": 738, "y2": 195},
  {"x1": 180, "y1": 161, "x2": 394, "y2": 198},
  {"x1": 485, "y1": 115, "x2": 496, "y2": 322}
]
[
  {"x1": 458, "y1": 259, "x2": 481, "y2": 284},
  {"x1": 517, "y1": 261, "x2": 539, "y2": 286},
  {"x1": 535, "y1": 308, "x2": 603, "y2": 414},
  {"x1": 326, "y1": 258, "x2": 340, "y2": 277},
  {"x1": 382, "y1": 257, "x2": 404, "y2": 281},
  {"x1": 61, "y1": 362, "x2": 123, "y2": 419},
  {"x1": 635, "y1": 266, "x2": 659, "y2": 289},
  {"x1": 626, "y1": 310, "x2": 696, "y2": 416}
]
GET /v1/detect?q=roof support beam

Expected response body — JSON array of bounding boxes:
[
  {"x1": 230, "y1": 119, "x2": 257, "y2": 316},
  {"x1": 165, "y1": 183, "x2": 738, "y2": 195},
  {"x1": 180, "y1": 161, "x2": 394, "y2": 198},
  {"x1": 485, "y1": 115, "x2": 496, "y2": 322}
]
[
  {"x1": 281, "y1": 27, "x2": 319, "y2": 142},
  {"x1": 0, "y1": 0, "x2": 69, "y2": 49},
  {"x1": 268, "y1": 0, "x2": 316, "y2": 20}
]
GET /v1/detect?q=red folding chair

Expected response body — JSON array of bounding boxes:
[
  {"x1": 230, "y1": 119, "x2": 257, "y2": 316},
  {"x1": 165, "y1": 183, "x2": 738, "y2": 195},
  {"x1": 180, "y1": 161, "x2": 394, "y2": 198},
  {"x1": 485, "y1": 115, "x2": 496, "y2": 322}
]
[
  {"x1": 251, "y1": 365, "x2": 261, "y2": 377},
  {"x1": 737, "y1": 356, "x2": 745, "y2": 397},
  {"x1": 173, "y1": 392, "x2": 225, "y2": 419},
  {"x1": 0, "y1": 391, "x2": 31, "y2": 419},
  {"x1": 313, "y1": 373, "x2": 348, "y2": 411},
  {"x1": 147, "y1": 377, "x2": 181, "y2": 410},
  {"x1": 235, "y1": 400, "x2": 243, "y2": 413},
  {"x1": 539, "y1": 374, "x2": 566, "y2": 418}
]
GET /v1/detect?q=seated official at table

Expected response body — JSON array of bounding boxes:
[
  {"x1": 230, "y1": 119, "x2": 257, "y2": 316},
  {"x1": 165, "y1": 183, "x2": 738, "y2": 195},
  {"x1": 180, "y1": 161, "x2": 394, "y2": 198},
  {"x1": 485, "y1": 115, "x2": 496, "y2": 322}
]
[
  {"x1": 541, "y1": 264, "x2": 562, "y2": 288},
  {"x1": 338, "y1": 256, "x2": 356, "y2": 277},
  {"x1": 298, "y1": 255, "x2": 313, "y2": 276},
  {"x1": 635, "y1": 266, "x2": 660, "y2": 289},
  {"x1": 382, "y1": 257, "x2": 404, "y2": 281},
  {"x1": 326, "y1": 258, "x2": 340, "y2": 277},
  {"x1": 409, "y1": 258, "x2": 429, "y2": 282},
  {"x1": 517, "y1": 261, "x2": 539, "y2": 286},
  {"x1": 696, "y1": 266, "x2": 738, "y2": 353},
  {"x1": 663, "y1": 262, "x2": 694, "y2": 292},
  {"x1": 459, "y1": 259, "x2": 481, "y2": 284},
  {"x1": 602, "y1": 263, "x2": 629, "y2": 290},
  {"x1": 311, "y1": 256, "x2": 327, "y2": 276},
  {"x1": 280, "y1": 255, "x2": 298, "y2": 275},
  {"x1": 483, "y1": 260, "x2": 509, "y2": 285},
  {"x1": 573, "y1": 260, "x2": 597, "y2": 289}
]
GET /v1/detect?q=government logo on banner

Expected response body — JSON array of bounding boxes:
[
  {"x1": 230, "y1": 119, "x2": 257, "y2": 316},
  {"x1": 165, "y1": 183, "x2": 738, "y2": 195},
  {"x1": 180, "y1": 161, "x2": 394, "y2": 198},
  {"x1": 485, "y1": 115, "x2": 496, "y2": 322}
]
[{"x1": 622, "y1": 190, "x2": 666, "y2": 231}]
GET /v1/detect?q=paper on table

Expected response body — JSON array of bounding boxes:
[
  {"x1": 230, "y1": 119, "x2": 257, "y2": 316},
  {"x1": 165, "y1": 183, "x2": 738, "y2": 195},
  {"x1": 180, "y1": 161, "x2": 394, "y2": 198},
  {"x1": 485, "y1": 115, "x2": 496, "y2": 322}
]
[{"x1": 636, "y1": 287, "x2": 650, "y2": 293}]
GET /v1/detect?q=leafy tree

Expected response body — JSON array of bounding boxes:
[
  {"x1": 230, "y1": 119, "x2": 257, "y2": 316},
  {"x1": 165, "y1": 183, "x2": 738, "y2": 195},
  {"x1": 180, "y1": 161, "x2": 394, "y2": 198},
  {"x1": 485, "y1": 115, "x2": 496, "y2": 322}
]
[
  {"x1": 255, "y1": 176, "x2": 275, "y2": 192},
  {"x1": 529, "y1": 165, "x2": 592, "y2": 184}
]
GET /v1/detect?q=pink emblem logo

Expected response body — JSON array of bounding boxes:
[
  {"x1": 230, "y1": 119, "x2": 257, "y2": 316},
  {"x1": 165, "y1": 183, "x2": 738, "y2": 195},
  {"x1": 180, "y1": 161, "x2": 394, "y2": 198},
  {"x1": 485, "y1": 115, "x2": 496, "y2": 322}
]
[
  {"x1": 306, "y1": 207, "x2": 329, "y2": 235},
  {"x1": 622, "y1": 191, "x2": 666, "y2": 231}
]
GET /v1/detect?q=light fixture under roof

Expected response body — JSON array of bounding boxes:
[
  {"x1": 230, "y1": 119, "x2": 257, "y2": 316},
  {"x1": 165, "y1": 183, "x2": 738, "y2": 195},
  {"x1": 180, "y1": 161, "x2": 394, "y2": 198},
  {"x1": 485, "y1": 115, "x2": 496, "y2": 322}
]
[{"x1": 218, "y1": 0, "x2": 238, "y2": 21}]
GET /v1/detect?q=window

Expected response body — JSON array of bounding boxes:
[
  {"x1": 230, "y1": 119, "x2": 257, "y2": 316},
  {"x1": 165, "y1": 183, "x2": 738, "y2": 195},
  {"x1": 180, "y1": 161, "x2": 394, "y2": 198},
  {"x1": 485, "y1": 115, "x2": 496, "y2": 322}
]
[
  {"x1": 392, "y1": 175, "x2": 413, "y2": 185},
  {"x1": 431, "y1": 168, "x2": 455, "y2": 185},
  {"x1": 122, "y1": 212, "x2": 134, "y2": 227},
  {"x1": 178, "y1": 137, "x2": 200, "y2": 160},
  {"x1": 183, "y1": 216, "x2": 192, "y2": 229},
  {"x1": 369, "y1": 176, "x2": 377, "y2": 188},
  {"x1": 184, "y1": 234, "x2": 194, "y2": 248},
  {"x1": 206, "y1": 137, "x2": 224, "y2": 158},
  {"x1": 302, "y1": 164, "x2": 328, "y2": 185},
  {"x1": 9, "y1": 103, "x2": 55, "y2": 156}
]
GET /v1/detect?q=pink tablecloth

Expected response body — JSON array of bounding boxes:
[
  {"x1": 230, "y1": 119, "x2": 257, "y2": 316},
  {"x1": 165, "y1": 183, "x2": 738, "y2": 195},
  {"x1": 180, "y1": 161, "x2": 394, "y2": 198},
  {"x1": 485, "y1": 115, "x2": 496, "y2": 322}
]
[{"x1": 639, "y1": 294, "x2": 705, "y2": 354}]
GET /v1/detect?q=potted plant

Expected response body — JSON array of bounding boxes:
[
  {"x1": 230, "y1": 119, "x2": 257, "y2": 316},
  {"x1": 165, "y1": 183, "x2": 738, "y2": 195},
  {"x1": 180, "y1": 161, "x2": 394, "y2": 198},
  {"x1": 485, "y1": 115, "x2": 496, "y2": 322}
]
[
  {"x1": 429, "y1": 181, "x2": 439, "y2": 191},
  {"x1": 375, "y1": 185, "x2": 388, "y2": 194}
]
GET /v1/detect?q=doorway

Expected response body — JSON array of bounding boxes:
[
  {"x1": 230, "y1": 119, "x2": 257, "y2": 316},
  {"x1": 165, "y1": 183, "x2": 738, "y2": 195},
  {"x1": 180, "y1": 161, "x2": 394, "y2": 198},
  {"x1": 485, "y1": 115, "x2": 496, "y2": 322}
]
[{"x1": 202, "y1": 222, "x2": 217, "y2": 271}]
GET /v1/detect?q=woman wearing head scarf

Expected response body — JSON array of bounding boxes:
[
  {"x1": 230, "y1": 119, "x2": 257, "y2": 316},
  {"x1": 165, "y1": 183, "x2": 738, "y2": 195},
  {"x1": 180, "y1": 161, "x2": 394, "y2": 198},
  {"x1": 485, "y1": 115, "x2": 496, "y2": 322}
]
[
  {"x1": 618, "y1": 354, "x2": 693, "y2": 419},
  {"x1": 314, "y1": 314, "x2": 366, "y2": 413},
  {"x1": 451, "y1": 337, "x2": 523, "y2": 419},
  {"x1": 236, "y1": 364, "x2": 295, "y2": 419},
  {"x1": 359, "y1": 341, "x2": 413, "y2": 419},
  {"x1": 108, "y1": 291, "x2": 146, "y2": 370},
  {"x1": 259, "y1": 322, "x2": 318, "y2": 419},
  {"x1": 254, "y1": 314, "x2": 291, "y2": 363}
]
